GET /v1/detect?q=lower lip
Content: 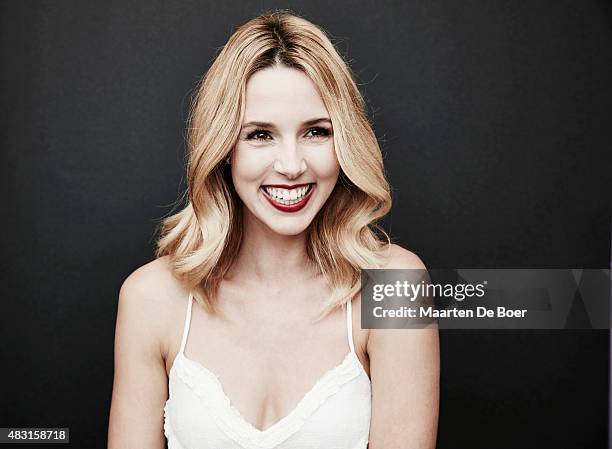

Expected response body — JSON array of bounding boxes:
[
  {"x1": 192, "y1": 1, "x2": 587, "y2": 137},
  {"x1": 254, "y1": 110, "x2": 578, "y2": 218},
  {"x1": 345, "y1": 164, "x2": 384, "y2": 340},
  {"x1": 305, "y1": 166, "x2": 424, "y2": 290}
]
[{"x1": 261, "y1": 184, "x2": 315, "y2": 212}]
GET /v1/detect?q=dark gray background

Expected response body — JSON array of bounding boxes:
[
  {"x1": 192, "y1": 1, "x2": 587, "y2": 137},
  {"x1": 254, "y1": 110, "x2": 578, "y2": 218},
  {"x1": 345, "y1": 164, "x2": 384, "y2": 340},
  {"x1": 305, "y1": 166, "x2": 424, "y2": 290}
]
[{"x1": 1, "y1": 1, "x2": 610, "y2": 448}]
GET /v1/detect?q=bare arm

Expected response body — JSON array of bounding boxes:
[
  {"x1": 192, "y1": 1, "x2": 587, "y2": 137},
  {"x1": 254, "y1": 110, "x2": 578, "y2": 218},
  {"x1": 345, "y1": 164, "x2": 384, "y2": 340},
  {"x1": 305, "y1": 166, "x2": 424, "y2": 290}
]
[
  {"x1": 107, "y1": 269, "x2": 169, "y2": 449},
  {"x1": 367, "y1": 246, "x2": 440, "y2": 448}
]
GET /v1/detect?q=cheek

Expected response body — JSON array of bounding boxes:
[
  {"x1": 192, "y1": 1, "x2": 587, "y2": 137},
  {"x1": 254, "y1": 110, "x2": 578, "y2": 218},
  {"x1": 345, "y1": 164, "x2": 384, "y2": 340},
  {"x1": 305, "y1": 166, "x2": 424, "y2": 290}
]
[
  {"x1": 231, "y1": 146, "x2": 270, "y2": 188},
  {"x1": 308, "y1": 146, "x2": 340, "y2": 181}
]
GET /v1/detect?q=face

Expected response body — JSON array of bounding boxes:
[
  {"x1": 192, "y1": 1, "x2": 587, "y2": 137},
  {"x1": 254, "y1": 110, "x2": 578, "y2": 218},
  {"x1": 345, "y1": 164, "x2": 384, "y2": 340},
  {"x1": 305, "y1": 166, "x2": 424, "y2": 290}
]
[{"x1": 231, "y1": 64, "x2": 340, "y2": 236}]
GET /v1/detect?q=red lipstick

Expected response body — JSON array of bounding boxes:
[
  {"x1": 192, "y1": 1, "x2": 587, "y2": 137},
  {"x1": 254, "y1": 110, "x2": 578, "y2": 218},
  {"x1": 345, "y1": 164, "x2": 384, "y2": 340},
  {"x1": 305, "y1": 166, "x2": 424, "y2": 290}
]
[
  {"x1": 260, "y1": 183, "x2": 315, "y2": 213},
  {"x1": 261, "y1": 183, "x2": 311, "y2": 190}
]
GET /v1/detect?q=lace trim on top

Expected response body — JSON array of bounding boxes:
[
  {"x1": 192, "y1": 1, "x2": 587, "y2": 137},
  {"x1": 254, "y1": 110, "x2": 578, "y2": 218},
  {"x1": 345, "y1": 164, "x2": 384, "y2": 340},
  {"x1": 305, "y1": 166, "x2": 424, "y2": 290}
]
[{"x1": 169, "y1": 349, "x2": 363, "y2": 449}]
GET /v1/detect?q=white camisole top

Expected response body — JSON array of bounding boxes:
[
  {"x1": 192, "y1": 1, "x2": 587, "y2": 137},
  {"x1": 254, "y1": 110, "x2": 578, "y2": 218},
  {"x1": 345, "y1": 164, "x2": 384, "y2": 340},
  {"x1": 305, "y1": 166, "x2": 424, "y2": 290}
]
[{"x1": 164, "y1": 292, "x2": 372, "y2": 449}]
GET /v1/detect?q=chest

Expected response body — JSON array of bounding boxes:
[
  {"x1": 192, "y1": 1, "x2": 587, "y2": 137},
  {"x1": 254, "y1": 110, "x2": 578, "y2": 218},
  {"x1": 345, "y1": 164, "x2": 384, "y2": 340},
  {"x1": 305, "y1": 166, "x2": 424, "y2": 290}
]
[
  {"x1": 163, "y1": 287, "x2": 370, "y2": 442},
  {"x1": 165, "y1": 350, "x2": 371, "y2": 449},
  {"x1": 165, "y1": 285, "x2": 370, "y2": 382}
]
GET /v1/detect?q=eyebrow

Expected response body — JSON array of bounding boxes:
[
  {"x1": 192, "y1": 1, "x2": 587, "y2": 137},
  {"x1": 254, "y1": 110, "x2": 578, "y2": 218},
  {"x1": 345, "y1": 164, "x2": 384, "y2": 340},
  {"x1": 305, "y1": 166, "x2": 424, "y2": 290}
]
[{"x1": 240, "y1": 117, "x2": 332, "y2": 130}]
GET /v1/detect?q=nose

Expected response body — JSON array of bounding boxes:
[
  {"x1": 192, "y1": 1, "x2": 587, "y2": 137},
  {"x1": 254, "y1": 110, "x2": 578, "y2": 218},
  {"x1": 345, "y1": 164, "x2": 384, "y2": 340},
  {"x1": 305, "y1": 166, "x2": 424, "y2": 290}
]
[{"x1": 273, "y1": 141, "x2": 307, "y2": 180}]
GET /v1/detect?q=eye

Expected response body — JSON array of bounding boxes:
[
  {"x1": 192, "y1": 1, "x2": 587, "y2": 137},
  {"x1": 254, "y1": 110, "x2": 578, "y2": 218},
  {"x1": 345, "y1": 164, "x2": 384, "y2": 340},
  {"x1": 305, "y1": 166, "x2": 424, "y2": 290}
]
[
  {"x1": 244, "y1": 126, "x2": 332, "y2": 142},
  {"x1": 305, "y1": 127, "x2": 332, "y2": 139},
  {"x1": 246, "y1": 129, "x2": 271, "y2": 141}
]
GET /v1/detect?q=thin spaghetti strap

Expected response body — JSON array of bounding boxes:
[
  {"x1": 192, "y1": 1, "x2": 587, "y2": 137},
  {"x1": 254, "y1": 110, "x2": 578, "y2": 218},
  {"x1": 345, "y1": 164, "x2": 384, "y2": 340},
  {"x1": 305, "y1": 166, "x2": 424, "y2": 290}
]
[
  {"x1": 178, "y1": 292, "x2": 194, "y2": 355},
  {"x1": 346, "y1": 299, "x2": 356, "y2": 354}
]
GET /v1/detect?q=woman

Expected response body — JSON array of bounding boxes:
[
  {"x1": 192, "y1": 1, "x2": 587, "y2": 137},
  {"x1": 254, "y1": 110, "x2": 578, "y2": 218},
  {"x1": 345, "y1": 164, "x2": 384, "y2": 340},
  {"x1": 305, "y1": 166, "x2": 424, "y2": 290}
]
[{"x1": 108, "y1": 10, "x2": 439, "y2": 449}]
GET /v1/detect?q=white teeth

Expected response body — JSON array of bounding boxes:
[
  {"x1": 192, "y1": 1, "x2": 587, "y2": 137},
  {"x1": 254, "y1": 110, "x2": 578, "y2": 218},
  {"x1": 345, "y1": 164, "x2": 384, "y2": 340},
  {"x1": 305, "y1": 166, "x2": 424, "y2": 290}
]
[{"x1": 262, "y1": 184, "x2": 313, "y2": 205}]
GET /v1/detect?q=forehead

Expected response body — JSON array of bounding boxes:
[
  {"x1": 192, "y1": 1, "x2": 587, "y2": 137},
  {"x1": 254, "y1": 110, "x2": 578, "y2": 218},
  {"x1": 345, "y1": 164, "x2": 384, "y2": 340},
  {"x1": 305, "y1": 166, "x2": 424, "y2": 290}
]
[{"x1": 243, "y1": 65, "x2": 329, "y2": 123}]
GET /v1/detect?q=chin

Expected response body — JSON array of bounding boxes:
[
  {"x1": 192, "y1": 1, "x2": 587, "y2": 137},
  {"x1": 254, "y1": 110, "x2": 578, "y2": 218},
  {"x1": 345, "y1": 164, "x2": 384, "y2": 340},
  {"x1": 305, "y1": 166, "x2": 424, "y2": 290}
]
[{"x1": 265, "y1": 221, "x2": 311, "y2": 236}]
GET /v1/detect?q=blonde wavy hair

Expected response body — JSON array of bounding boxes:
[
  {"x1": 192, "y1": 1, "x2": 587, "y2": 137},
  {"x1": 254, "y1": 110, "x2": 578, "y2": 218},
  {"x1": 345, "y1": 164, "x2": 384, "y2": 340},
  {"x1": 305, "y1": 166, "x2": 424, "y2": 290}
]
[{"x1": 155, "y1": 9, "x2": 392, "y2": 320}]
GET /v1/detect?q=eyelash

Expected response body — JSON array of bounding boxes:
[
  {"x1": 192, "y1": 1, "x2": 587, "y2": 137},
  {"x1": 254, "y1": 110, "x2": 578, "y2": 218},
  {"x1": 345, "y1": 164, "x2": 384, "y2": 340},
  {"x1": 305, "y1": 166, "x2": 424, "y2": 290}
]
[{"x1": 245, "y1": 127, "x2": 332, "y2": 141}]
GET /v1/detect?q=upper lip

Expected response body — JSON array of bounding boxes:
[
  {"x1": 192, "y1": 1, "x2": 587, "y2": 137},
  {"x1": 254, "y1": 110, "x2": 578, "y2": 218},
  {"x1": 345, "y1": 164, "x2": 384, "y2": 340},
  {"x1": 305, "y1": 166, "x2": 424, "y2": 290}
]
[{"x1": 261, "y1": 183, "x2": 313, "y2": 190}]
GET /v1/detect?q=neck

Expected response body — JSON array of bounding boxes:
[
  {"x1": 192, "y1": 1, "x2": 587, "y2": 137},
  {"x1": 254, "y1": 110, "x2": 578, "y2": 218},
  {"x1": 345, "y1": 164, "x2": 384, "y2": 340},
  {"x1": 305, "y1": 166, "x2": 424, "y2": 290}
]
[{"x1": 228, "y1": 210, "x2": 320, "y2": 287}]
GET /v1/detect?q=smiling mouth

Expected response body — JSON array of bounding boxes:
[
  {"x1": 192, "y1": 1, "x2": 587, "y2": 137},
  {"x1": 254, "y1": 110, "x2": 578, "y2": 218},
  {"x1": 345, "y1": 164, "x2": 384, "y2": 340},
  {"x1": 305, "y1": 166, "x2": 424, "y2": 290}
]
[{"x1": 260, "y1": 183, "x2": 315, "y2": 212}]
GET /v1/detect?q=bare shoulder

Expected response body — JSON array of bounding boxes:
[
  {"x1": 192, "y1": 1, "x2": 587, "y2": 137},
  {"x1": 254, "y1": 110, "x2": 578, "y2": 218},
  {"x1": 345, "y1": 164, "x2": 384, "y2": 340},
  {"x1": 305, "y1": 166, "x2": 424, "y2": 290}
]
[
  {"x1": 117, "y1": 255, "x2": 190, "y2": 354},
  {"x1": 367, "y1": 245, "x2": 439, "y2": 447},
  {"x1": 380, "y1": 243, "x2": 427, "y2": 270},
  {"x1": 109, "y1": 256, "x2": 188, "y2": 448},
  {"x1": 367, "y1": 242, "x2": 436, "y2": 350},
  {"x1": 120, "y1": 255, "x2": 185, "y2": 298},
  {"x1": 119, "y1": 255, "x2": 188, "y2": 310}
]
